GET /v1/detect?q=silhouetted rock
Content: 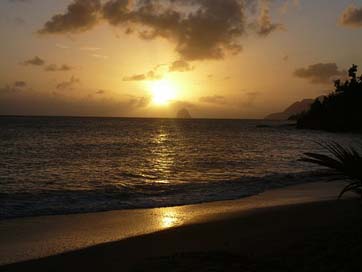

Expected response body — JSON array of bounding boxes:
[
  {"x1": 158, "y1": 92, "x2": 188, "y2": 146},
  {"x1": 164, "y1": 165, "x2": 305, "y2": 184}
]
[
  {"x1": 265, "y1": 99, "x2": 314, "y2": 120},
  {"x1": 176, "y1": 108, "x2": 192, "y2": 119}
]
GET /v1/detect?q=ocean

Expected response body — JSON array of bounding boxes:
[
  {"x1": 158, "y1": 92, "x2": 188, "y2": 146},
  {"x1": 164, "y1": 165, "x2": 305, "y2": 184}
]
[{"x1": 0, "y1": 116, "x2": 360, "y2": 219}]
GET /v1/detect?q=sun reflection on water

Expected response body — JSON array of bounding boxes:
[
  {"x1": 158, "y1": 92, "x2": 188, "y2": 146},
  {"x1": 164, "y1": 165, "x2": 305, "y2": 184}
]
[{"x1": 150, "y1": 127, "x2": 175, "y2": 184}]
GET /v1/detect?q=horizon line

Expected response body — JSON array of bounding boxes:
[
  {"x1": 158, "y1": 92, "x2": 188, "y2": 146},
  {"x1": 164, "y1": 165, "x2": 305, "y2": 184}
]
[{"x1": 0, "y1": 114, "x2": 277, "y2": 121}]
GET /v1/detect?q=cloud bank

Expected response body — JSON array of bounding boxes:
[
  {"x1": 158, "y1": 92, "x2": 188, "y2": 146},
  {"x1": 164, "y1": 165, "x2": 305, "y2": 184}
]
[
  {"x1": 39, "y1": 0, "x2": 283, "y2": 61},
  {"x1": 294, "y1": 63, "x2": 345, "y2": 84}
]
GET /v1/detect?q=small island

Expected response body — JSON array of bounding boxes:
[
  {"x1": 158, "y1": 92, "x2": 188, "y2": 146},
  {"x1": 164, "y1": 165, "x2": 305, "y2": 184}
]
[{"x1": 176, "y1": 108, "x2": 192, "y2": 119}]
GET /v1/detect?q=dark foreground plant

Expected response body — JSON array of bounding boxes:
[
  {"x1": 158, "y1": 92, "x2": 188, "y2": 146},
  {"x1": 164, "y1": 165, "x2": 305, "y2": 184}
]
[{"x1": 300, "y1": 142, "x2": 362, "y2": 199}]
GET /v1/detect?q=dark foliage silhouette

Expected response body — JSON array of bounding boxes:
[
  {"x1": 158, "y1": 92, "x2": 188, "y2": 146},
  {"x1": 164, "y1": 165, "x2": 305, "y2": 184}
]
[
  {"x1": 296, "y1": 64, "x2": 362, "y2": 131},
  {"x1": 300, "y1": 141, "x2": 362, "y2": 198}
]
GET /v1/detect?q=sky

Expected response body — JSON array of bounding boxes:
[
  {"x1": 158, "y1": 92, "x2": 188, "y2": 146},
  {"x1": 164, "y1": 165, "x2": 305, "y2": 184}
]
[{"x1": 1, "y1": 0, "x2": 362, "y2": 118}]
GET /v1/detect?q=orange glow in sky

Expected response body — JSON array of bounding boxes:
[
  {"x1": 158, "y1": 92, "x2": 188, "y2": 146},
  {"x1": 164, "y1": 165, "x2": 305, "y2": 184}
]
[{"x1": 149, "y1": 79, "x2": 178, "y2": 106}]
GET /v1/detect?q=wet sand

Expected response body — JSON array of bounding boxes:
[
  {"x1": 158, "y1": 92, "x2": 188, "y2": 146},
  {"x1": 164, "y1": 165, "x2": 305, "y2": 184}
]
[{"x1": 1, "y1": 181, "x2": 360, "y2": 271}]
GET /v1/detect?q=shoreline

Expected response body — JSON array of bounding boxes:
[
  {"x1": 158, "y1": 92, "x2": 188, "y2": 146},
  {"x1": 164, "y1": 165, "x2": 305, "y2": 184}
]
[
  {"x1": 0, "y1": 180, "x2": 355, "y2": 267},
  {"x1": 1, "y1": 170, "x2": 332, "y2": 221}
]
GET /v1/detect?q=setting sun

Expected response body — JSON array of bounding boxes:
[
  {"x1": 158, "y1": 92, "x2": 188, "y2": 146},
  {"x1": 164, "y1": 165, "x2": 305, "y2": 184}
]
[{"x1": 149, "y1": 79, "x2": 177, "y2": 106}]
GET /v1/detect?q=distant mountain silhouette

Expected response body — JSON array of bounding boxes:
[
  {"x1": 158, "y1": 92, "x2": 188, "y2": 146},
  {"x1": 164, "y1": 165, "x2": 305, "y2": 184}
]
[
  {"x1": 265, "y1": 99, "x2": 314, "y2": 120},
  {"x1": 176, "y1": 108, "x2": 192, "y2": 119}
]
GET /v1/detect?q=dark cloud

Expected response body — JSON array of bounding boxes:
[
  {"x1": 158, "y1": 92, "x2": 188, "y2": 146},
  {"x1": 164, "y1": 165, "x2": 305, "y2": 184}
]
[
  {"x1": 199, "y1": 95, "x2": 226, "y2": 105},
  {"x1": 45, "y1": 64, "x2": 72, "y2": 72},
  {"x1": 39, "y1": 0, "x2": 282, "y2": 61},
  {"x1": 169, "y1": 60, "x2": 193, "y2": 72},
  {"x1": 102, "y1": 0, "x2": 130, "y2": 25},
  {"x1": 22, "y1": 57, "x2": 72, "y2": 72},
  {"x1": 340, "y1": 4, "x2": 362, "y2": 28},
  {"x1": 294, "y1": 63, "x2": 345, "y2": 84},
  {"x1": 56, "y1": 76, "x2": 80, "y2": 90},
  {"x1": 14, "y1": 81, "x2": 26, "y2": 87},
  {"x1": 23, "y1": 56, "x2": 45, "y2": 66},
  {"x1": 105, "y1": 0, "x2": 246, "y2": 60},
  {"x1": 39, "y1": 0, "x2": 101, "y2": 34}
]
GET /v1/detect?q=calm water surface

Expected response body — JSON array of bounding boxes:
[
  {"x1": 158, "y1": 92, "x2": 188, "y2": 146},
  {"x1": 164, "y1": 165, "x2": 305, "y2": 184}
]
[{"x1": 0, "y1": 117, "x2": 360, "y2": 219}]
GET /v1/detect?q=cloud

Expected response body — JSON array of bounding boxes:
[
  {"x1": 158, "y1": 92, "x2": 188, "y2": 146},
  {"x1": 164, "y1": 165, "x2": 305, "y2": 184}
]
[
  {"x1": 255, "y1": 0, "x2": 284, "y2": 36},
  {"x1": 128, "y1": 96, "x2": 151, "y2": 108},
  {"x1": 0, "y1": 81, "x2": 27, "y2": 93},
  {"x1": 14, "y1": 81, "x2": 26, "y2": 88},
  {"x1": 56, "y1": 76, "x2": 80, "y2": 90},
  {"x1": 96, "y1": 89, "x2": 106, "y2": 95},
  {"x1": 104, "y1": 0, "x2": 246, "y2": 60},
  {"x1": 56, "y1": 43, "x2": 70, "y2": 49},
  {"x1": 169, "y1": 60, "x2": 193, "y2": 72},
  {"x1": 122, "y1": 74, "x2": 146, "y2": 82},
  {"x1": 39, "y1": 0, "x2": 283, "y2": 61},
  {"x1": 23, "y1": 56, "x2": 45, "y2": 66},
  {"x1": 80, "y1": 46, "x2": 101, "y2": 51},
  {"x1": 22, "y1": 57, "x2": 73, "y2": 72},
  {"x1": 123, "y1": 70, "x2": 161, "y2": 81},
  {"x1": 294, "y1": 63, "x2": 345, "y2": 84},
  {"x1": 91, "y1": 54, "x2": 109, "y2": 59},
  {"x1": 45, "y1": 64, "x2": 72, "y2": 72},
  {"x1": 199, "y1": 95, "x2": 226, "y2": 105},
  {"x1": 340, "y1": 4, "x2": 362, "y2": 28},
  {"x1": 38, "y1": 0, "x2": 101, "y2": 34},
  {"x1": 126, "y1": 60, "x2": 193, "y2": 79}
]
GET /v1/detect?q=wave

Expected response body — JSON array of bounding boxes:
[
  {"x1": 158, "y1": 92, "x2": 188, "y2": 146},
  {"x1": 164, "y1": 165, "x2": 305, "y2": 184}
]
[{"x1": 0, "y1": 170, "x2": 333, "y2": 220}]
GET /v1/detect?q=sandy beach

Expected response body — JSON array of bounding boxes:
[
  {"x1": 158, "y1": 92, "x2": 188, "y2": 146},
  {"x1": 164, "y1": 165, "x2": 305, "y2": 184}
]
[{"x1": 1, "y1": 181, "x2": 361, "y2": 271}]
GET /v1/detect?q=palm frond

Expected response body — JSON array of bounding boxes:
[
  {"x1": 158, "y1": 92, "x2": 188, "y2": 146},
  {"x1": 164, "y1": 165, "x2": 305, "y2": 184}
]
[{"x1": 299, "y1": 141, "x2": 362, "y2": 198}]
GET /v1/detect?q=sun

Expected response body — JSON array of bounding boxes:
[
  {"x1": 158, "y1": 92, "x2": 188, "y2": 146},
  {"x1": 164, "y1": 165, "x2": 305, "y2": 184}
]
[{"x1": 149, "y1": 79, "x2": 177, "y2": 105}]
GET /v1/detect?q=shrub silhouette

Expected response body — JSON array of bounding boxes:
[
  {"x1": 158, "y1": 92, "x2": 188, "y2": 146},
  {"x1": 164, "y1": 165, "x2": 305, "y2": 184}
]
[
  {"x1": 300, "y1": 142, "x2": 362, "y2": 198},
  {"x1": 296, "y1": 64, "x2": 362, "y2": 131}
]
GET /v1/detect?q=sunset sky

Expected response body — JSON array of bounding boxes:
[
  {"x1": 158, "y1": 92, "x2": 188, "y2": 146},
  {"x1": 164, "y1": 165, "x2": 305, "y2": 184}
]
[{"x1": 1, "y1": 0, "x2": 362, "y2": 118}]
